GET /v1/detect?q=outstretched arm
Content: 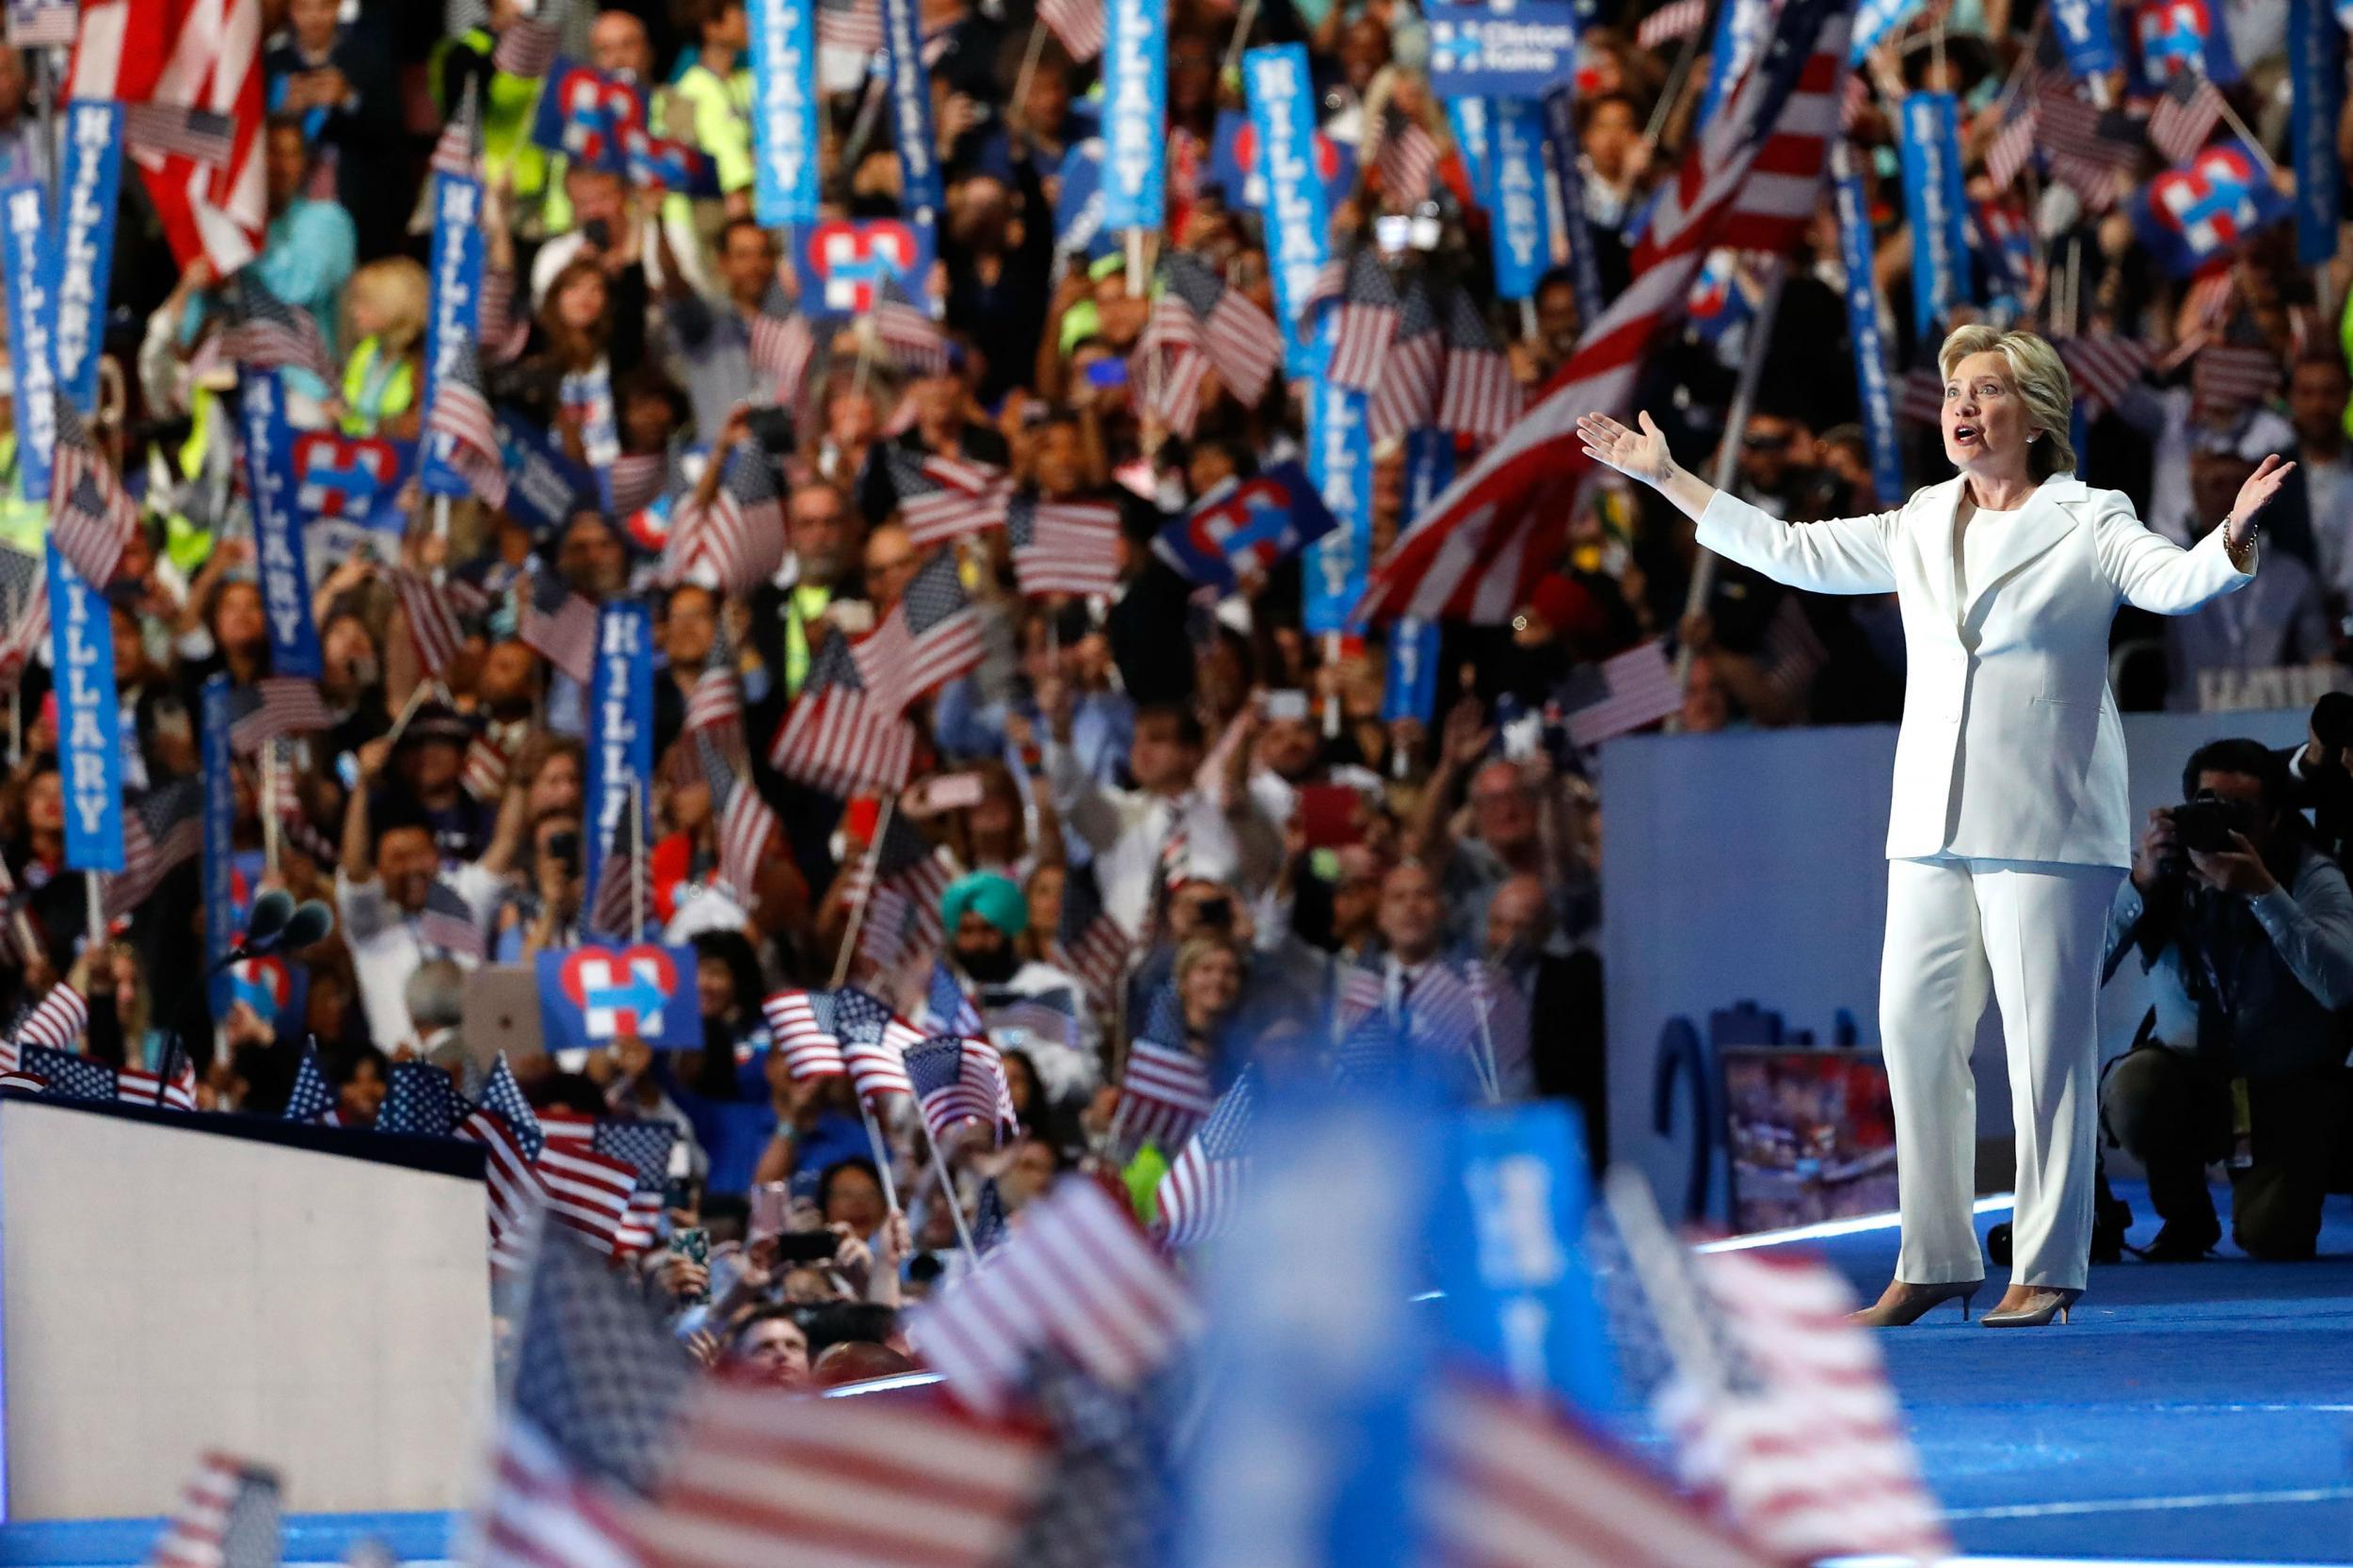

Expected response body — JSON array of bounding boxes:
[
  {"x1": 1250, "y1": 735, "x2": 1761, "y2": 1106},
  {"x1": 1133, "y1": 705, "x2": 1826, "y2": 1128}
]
[{"x1": 2101, "y1": 456, "x2": 2283, "y2": 614}]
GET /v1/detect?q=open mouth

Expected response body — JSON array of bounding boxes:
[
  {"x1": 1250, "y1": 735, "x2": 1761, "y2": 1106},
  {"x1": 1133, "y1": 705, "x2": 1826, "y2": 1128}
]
[{"x1": 1952, "y1": 424, "x2": 1980, "y2": 444}]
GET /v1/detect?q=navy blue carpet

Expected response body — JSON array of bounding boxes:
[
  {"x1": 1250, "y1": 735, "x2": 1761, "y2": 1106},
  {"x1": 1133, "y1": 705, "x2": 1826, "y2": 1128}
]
[{"x1": 1809, "y1": 1181, "x2": 2353, "y2": 1563}]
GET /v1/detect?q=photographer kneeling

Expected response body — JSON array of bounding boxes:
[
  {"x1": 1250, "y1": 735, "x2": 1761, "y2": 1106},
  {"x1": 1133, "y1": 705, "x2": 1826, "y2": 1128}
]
[{"x1": 2102, "y1": 739, "x2": 2353, "y2": 1261}]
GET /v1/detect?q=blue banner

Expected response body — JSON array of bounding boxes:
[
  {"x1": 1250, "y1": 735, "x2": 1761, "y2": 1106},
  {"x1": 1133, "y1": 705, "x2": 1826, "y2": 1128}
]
[
  {"x1": 2133, "y1": 0, "x2": 2240, "y2": 87},
  {"x1": 1444, "y1": 98, "x2": 1492, "y2": 200},
  {"x1": 530, "y1": 59, "x2": 648, "y2": 170},
  {"x1": 1427, "y1": 3, "x2": 1582, "y2": 94},
  {"x1": 1696, "y1": 0, "x2": 1771, "y2": 128},
  {"x1": 0, "y1": 182, "x2": 54, "y2": 503},
  {"x1": 47, "y1": 541, "x2": 121, "y2": 874},
  {"x1": 1383, "y1": 616, "x2": 1441, "y2": 723},
  {"x1": 536, "y1": 943, "x2": 700, "y2": 1049},
  {"x1": 880, "y1": 0, "x2": 945, "y2": 217},
  {"x1": 420, "y1": 173, "x2": 485, "y2": 498},
  {"x1": 2129, "y1": 138, "x2": 2292, "y2": 277},
  {"x1": 1103, "y1": 0, "x2": 1168, "y2": 232},
  {"x1": 791, "y1": 216, "x2": 934, "y2": 312},
  {"x1": 1834, "y1": 155, "x2": 1905, "y2": 509},
  {"x1": 2050, "y1": 0, "x2": 2121, "y2": 74},
  {"x1": 294, "y1": 431, "x2": 418, "y2": 542},
  {"x1": 1405, "y1": 426, "x2": 1454, "y2": 520},
  {"x1": 1052, "y1": 136, "x2": 1112, "y2": 260},
  {"x1": 201, "y1": 676, "x2": 236, "y2": 1020},
  {"x1": 1899, "y1": 92, "x2": 1968, "y2": 339},
  {"x1": 1849, "y1": 0, "x2": 1925, "y2": 59},
  {"x1": 1156, "y1": 459, "x2": 1340, "y2": 591},
  {"x1": 1429, "y1": 1103, "x2": 1617, "y2": 1408},
  {"x1": 56, "y1": 103, "x2": 121, "y2": 420},
  {"x1": 2290, "y1": 0, "x2": 2345, "y2": 266},
  {"x1": 239, "y1": 369, "x2": 323, "y2": 680},
  {"x1": 1243, "y1": 46, "x2": 1331, "y2": 379},
  {"x1": 1486, "y1": 99, "x2": 1550, "y2": 301},
  {"x1": 1303, "y1": 384, "x2": 1371, "y2": 634},
  {"x1": 751, "y1": 0, "x2": 822, "y2": 224},
  {"x1": 584, "y1": 601, "x2": 653, "y2": 918},
  {"x1": 495, "y1": 411, "x2": 599, "y2": 538},
  {"x1": 1540, "y1": 88, "x2": 1606, "y2": 334}
]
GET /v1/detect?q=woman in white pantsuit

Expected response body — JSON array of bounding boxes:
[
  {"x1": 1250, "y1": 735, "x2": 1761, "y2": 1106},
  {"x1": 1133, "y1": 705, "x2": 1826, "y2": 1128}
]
[{"x1": 1580, "y1": 326, "x2": 2294, "y2": 1327}]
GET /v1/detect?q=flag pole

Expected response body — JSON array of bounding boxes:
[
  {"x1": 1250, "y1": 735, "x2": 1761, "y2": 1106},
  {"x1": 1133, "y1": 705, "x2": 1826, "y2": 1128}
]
[
  {"x1": 856, "y1": 1096, "x2": 905, "y2": 1216},
  {"x1": 1010, "y1": 22, "x2": 1049, "y2": 135},
  {"x1": 1673, "y1": 254, "x2": 1787, "y2": 687},
  {"x1": 1467, "y1": 969, "x2": 1503, "y2": 1103},
  {"x1": 262, "y1": 743, "x2": 282, "y2": 876},
  {"x1": 2208, "y1": 89, "x2": 2281, "y2": 179},
  {"x1": 1643, "y1": 0, "x2": 1720, "y2": 148},
  {"x1": 83, "y1": 870, "x2": 103, "y2": 959},
  {"x1": 832, "y1": 792, "x2": 898, "y2": 987},
  {"x1": 1602, "y1": 1164, "x2": 1729, "y2": 1391},
  {"x1": 927, "y1": 1132, "x2": 981, "y2": 1261},
  {"x1": 1220, "y1": 0, "x2": 1261, "y2": 84},
  {"x1": 1322, "y1": 631, "x2": 1343, "y2": 739},
  {"x1": 630, "y1": 778, "x2": 646, "y2": 941}
]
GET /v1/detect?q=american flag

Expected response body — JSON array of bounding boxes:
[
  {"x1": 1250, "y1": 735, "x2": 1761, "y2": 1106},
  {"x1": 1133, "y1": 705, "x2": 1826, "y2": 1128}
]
[
  {"x1": 1109, "y1": 1038, "x2": 1216, "y2": 1151},
  {"x1": 2182, "y1": 269, "x2": 2236, "y2": 329},
  {"x1": 2193, "y1": 341, "x2": 2283, "y2": 410},
  {"x1": 520, "y1": 569, "x2": 599, "y2": 685},
  {"x1": 1636, "y1": 0, "x2": 1707, "y2": 49},
  {"x1": 490, "y1": 8, "x2": 563, "y2": 76},
  {"x1": 636, "y1": 1383, "x2": 1049, "y2": 1568},
  {"x1": 2149, "y1": 69, "x2": 2225, "y2": 165},
  {"x1": 424, "y1": 334, "x2": 508, "y2": 509},
  {"x1": 859, "y1": 809, "x2": 955, "y2": 956},
  {"x1": 13, "y1": 983, "x2": 88, "y2": 1051},
  {"x1": 1324, "y1": 249, "x2": 1402, "y2": 391},
  {"x1": 1037, "y1": 0, "x2": 1106, "y2": 59},
  {"x1": 220, "y1": 270, "x2": 335, "y2": 384},
  {"x1": 767, "y1": 629, "x2": 918, "y2": 798},
  {"x1": 429, "y1": 79, "x2": 483, "y2": 179},
  {"x1": 464, "y1": 735, "x2": 512, "y2": 804},
  {"x1": 1131, "y1": 305, "x2": 1212, "y2": 436},
  {"x1": 0, "y1": 541, "x2": 46, "y2": 693},
  {"x1": 1007, "y1": 496, "x2": 1122, "y2": 599},
  {"x1": 457, "y1": 1095, "x2": 543, "y2": 1274},
  {"x1": 909, "y1": 1179, "x2": 1199, "y2": 1416},
  {"x1": 971, "y1": 1176, "x2": 1009, "y2": 1252},
  {"x1": 121, "y1": 101, "x2": 236, "y2": 167},
  {"x1": 697, "y1": 730, "x2": 779, "y2": 908},
  {"x1": 761, "y1": 987, "x2": 849, "y2": 1080},
  {"x1": 1360, "y1": 0, "x2": 1855, "y2": 622},
  {"x1": 19, "y1": 1044, "x2": 116, "y2": 1100},
  {"x1": 50, "y1": 396, "x2": 139, "y2": 589},
  {"x1": 593, "y1": 1118, "x2": 678, "y2": 1254},
  {"x1": 607, "y1": 451, "x2": 670, "y2": 518},
  {"x1": 535, "y1": 1134, "x2": 639, "y2": 1256},
  {"x1": 226, "y1": 677, "x2": 331, "y2": 756},
  {"x1": 749, "y1": 287, "x2": 820, "y2": 408},
  {"x1": 1155, "y1": 1064, "x2": 1255, "y2": 1247},
  {"x1": 587, "y1": 792, "x2": 651, "y2": 939},
  {"x1": 2059, "y1": 333, "x2": 2153, "y2": 414},
  {"x1": 283, "y1": 1046, "x2": 342, "y2": 1125},
  {"x1": 1151, "y1": 251, "x2": 1281, "y2": 408},
  {"x1": 684, "y1": 638, "x2": 747, "y2": 757},
  {"x1": 917, "y1": 957, "x2": 984, "y2": 1037},
  {"x1": 664, "y1": 443, "x2": 786, "y2": 594},
  {"x1": 147, "y1": 1452, "x2": 280, "y2": 1568},
  {"x1": 118, "y1": 1039, "x2": 198, "y2": 1112},
  {"x1": 477, "y1": 1050, "x2": 545, "y2": 1160},
  {"x1": 1984, "y1": 88, "x2": 2040, "y2": 192},
  {"x1": 70, "y1": 0, "x2": 267, "y2": 278},
  {"x1": 472, "y1": 1230, "x2": 691, "y2": 1568},
  {"x1": 2034, "y1": 75, "x2": 2138, "y2": 208},
  {"x1": 1563, "y1": 641, "x2": 1685, "y2": 747},
  {"x1": 1897, "y1": 360, "x2": 1945, "y2": 427},
  {"x1": 1420, "y1": 1373, "x2": 1777, "y2": 1568},
  {"x1": 5, "y1": 0, "x2": 78, "y2": 48},
  {"x1": 393, "y1": 567, "x2": 492, "y2": 680},
  {"x1": 1374, "y1": 116, "x2": 1442, "y2": 205},
  {"x1": 884, "y1": 446, "x2": 1014, "y2": 547},
  {"x1": 1369, "y1": 277, "x2": 1445, "y2": 444},
  {"x1": 983, "y1": 987, "x2": 1080, "y2": 1052},
  {"x1": 1050, "y1": 865, "x2": 1131, "y2": 1016},
  {"x1": 851, "y1": 549, "x2": 984, "y2": 714},
  {"x1": 104, "y1": 780, "x2": 204, "y2": 919},
  {"x1": 378, "y1": 1060, "x2": 466, "y2": 1136},
  {"x1": 862, "y1": 882, "x2": 918, "y2": 973},
  {"x1": 905, "y1": 1034, "x2": 1016, "y2": 1147},
  {"x1": 420, "y1": 877, "x2": 488, "y2": 959},
  {"x1": 1438, "y1": 287, "x2": 1524, "y2": 441},
  {"x1": 816, "y1": 0, "x2": 886, "y2": 53},
  {"x1": 828, "y1": 984, "x2": 924, "y2": 1102},
  {"x1": 873, "y1": 280, "x2": 950, "y2": 375}
]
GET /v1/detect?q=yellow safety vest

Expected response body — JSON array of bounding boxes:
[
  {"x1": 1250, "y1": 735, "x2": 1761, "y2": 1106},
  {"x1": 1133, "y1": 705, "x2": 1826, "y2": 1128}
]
[{"x1": 340, "y1": 338, "x2": 417, "y2": 437}]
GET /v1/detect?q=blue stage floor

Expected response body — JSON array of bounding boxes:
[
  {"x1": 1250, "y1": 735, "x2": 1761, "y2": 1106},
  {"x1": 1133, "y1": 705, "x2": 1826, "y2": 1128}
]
[{"x1": 1807, "y1": 1180, "x2": 2353, "y2": 1565}]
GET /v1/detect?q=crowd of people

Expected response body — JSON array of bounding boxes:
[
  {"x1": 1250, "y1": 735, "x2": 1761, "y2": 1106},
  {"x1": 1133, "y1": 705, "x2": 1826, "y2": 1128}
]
[{"x1": 0, "y1": 0, "x2": 2341, "y2": 1377}]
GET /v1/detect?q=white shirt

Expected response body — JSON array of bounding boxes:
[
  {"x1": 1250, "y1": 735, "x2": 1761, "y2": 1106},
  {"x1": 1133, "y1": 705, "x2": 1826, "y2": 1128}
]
[
  {"x1": 529, "y1": 212, "x2": 712, "y2": 309},
  {"x1": 336, "y1": 863, "x2": 504, "y2": 1052},
  {"x1": 1047, "y1": 739, "x2": 1247, "y2": 937},
  {"x1": 1954, "y1": 499, "x2": 2025, "y2": 607}
]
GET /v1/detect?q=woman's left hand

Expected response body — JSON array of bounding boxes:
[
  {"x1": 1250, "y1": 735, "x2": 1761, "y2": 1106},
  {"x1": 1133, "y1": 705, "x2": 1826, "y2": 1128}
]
[{"x1": 2228, "y1": 454, "x2": 2297, "y2": 540}]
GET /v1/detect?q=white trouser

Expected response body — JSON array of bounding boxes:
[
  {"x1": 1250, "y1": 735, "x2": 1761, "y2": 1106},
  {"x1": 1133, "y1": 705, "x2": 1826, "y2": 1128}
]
[{"x1": 1880, "y1": 856, "x2": 2124, "y2": 1291}]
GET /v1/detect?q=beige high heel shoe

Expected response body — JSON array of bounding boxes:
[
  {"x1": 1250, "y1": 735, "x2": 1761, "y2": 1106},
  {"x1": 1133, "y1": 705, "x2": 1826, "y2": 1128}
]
[
  {"x1": 1848, "y1": 1279, "x2": 1982, "y2": 1327},
  {"x1": 1980, "y1": 1286, "x2": 2081, "y2": 1327}
]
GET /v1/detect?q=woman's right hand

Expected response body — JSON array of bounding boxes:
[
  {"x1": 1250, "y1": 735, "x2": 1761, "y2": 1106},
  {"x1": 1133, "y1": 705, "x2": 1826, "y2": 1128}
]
[{"x1": 1577, "y1": 410, "x2": 1674, "y2": 487}]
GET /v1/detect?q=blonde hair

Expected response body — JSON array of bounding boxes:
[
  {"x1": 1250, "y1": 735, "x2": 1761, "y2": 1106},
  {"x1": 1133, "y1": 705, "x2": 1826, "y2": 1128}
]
[
  {"x1": 344, "y1": 257, "x2": 429, "y2": 356},
  {"x1": 1937, "y1": 324, "x2": 2075, "y2": 479}
]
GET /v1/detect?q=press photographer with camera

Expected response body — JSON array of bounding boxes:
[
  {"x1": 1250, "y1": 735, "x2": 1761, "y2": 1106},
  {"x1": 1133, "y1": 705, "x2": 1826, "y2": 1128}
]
[{"x1": 2100, "y1": 739, "x2": 2353, "y2": 1260}]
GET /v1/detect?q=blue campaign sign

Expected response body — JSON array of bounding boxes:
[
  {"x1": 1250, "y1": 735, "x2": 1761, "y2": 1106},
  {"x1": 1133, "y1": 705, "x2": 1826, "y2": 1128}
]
[
  {"x1": 1427, "y1": 2, "x2": 1582, "y2": 96},
  {"x1": 1539, "y1": 88, "x2": 1605, "y2": 329},
  {"x1": 2049, "y1": 0, "x2": 2120, "y2": 75},
  {"x1": 55, "y1": 102, "x2": 121, "y2": 419},
  {"x1": 2289, "y1": 0, "x2": 2345, "y2": 266},
  {"x1": 751, "y1": 0, "x2": 822, "y2": 224},
  {"x1": 1053, "y1": 136, "x2": 1113, "y2": 260},
  {"x1": 1383, "y1": 616, "x2": 1441, "y2": 723},
  {"x1": 1427, "y1": 1102, "x2": 1617, "y2": 1411},
  {"x1": 1304, "y1": 386, "x2": 1371, "y2": 634},
  {"x1": 47, "y1": 541, "x2": 122, "y2": 874},
  {"x1": 2134, "y1": 0, "x2": 2240, "y2": 86},
  {"x1": 294, "y1": 431, "x2": 415, "y2": 538},
  {"x1": 530, "y1": 58, "x2": 648, "y2": 171},
  {"x1": 1834, "y1": 155, "x2": 1905, "y2": 510},
  {"x1": 1403, "y1": 426, "x2": 1454, "y2": 520},
  {"x1": 240, "y1": 369, "x2": 324, "y2": 680},
  {"x1": 584, "y1": 601, "x2": 653, "y2": 918},
  {"x1": 536, "y1": 943, "x2": 699, "y2": 1049},
  {"x1": 792, "y1": 216, "x2": 933, "y2": 312},
  {"x1": 880, "y1": 0, "x2": 945, "y2": 216},
  {"x1": 1898, "y1": 92, "x2": 1968, "y2": 339},
  {"x1": 1243, "y1": 45, "x2": 1332, "y2": 379},
  {"x1": 0, "y1": 181, "x2": 55, "y2": 502},
  {"x1": 496, "y1": 411, "x2": 599, "y2": 538},
  {"x1": 1445, "y1": 98, "x2": 1492, "y2": 199},
  {"x1": 201, "y1": 676, "x2": 236, "y2": 1020},
  {"x1": 1696, "y1": 0, "x2": 1771, "y2": 128},
  {"x1": 1486, "y1": 99, "x2": 1550, "y2": 301},
  {"x1": 1159, "y1": 459, "x2": 1341, "y2": 591},
  {"x1": 1849, "y1": 0, "x2": 1926, "y2": 60},
  {"x1": 420, "y1": 173, "x2": 485, "y2": 498},
  {"x1": 2130, "y1": 138, "x2": 2292, "y2": 276},
  {"x1": 1103, "y1": 0, "x2": 1168, "y2": 232}
]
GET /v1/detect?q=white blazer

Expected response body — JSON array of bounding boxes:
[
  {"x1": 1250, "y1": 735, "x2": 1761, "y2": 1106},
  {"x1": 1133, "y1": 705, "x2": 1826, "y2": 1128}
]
[{"x1": 1694, "y1": 473, "x2": 2256, "y2": 869}]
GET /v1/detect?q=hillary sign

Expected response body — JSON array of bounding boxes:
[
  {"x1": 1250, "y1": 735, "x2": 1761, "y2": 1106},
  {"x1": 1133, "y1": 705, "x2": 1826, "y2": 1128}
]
[
  {"x1": 880, "y1": 0, "x2": 944, "y2": 216},
  {"x1": 792, "y1": 217, "x2": 932, "y2": 312},
  {"x1": 1426, "y1": 2, "x2": 1582, "y2": 96},
  {"x1": 240, "y1": 369, "x2": 324, "y2": 680},
  {"x1": 1103, "y1": 0, "x2": 1167, "y2": 232},
  {"x1": 536, "y1": 943, "x2": 697, "y2": 1049},
  {"x1": 1304, "y1": 386, "x2": 1370, "y2": 636},
  {"x1": 1486, "y1": 99, "x2": 1549, "y2": 300},
  {"x1": 47, "y1": 540, "x2": 121, "y2": 873},
  {"x1": 750, "y1": 0, "x2": 821, "y2": 224},
  {"x1": 56, "y1": 102, "x2": 121, "y2": 419},
  {"x1": 1243, "y1": 46, "x2": 1329, "y2": 378},
  {"x1": 1899, "y1": 93, "x2": 1967, "y2": 339},
  {"x1": 420, "y1": 173, "x2": 484, "y2": 498},
  {"x1": 0, "y1": 181, "x2": 54, "y2": 502},
  {"x1": 584, "y1": 601, "x2": 653, "y2": 929}
]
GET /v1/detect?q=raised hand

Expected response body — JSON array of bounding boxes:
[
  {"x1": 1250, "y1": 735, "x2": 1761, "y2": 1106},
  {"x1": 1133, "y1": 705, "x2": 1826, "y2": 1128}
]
[
  {"x1": 2229, "y1": 453, "x2": 2296, "y2": 536},
  {"x1": 1576, "y1": 410, "x2": 1674, "y2": 487}
]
